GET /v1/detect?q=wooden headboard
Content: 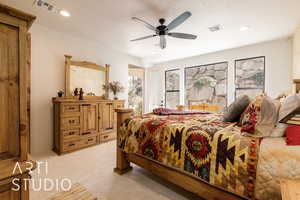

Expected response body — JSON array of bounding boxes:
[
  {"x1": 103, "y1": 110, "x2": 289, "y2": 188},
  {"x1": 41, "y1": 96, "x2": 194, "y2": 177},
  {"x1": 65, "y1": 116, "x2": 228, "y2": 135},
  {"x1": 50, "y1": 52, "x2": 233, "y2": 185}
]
[{"x1": 294, "y1": 79, "x2": 300, "y2": 93}]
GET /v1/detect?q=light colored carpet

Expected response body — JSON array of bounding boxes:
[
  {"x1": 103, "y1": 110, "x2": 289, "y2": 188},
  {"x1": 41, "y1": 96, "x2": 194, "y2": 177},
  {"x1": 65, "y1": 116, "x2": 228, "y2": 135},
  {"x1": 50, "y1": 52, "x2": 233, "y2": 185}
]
[{"x1": 30, "y1": 141, "x2": 203, "y2": 200}]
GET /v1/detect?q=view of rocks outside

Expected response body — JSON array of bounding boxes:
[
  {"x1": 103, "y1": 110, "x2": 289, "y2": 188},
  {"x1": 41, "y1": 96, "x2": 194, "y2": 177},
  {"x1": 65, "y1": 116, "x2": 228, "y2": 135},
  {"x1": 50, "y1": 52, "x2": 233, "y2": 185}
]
[
  {"x1": 165, "y1": 70, "x2": 180, "y2": 109},
  {"x1": 185, "y1": 62, "x2": 228, "y2": 111},
  {"x1": 235, "y1": 57, "x2": 265, "y2": 99},
  {"x1": 128, "y1": 75, "x2": 143, "y2": 116}
]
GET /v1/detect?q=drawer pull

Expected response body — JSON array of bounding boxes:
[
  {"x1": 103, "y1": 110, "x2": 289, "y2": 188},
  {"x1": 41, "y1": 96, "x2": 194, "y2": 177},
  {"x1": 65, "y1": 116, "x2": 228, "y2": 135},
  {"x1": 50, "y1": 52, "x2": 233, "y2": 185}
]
[
  {"x1": 81, "y1": 132, "x2": 91, "y2": 136},
  {"x1": 82, "y1": 104, "x2": 91, "y2": 106},
  {"x1": 68, "y1": 143, "x2": 75, "y2": 147},
  {"x1": 88, "y1": 138, "x2": 94, "y2": 142},
  {"x1": 69, "y1": 120, "x2": 76, "y2": 123},
  {"x1": 69, "y1": 131, "x2": 75, "y2": 135},
  {"x1": 69, "y1": 107, "x2": 75, "y2": 110},
  {"x1": 105, "y1": 128, "x2": 113, "y2": 130},
  {"x1": 104, "y1": 136, "x2": 108, "y2": 139}
]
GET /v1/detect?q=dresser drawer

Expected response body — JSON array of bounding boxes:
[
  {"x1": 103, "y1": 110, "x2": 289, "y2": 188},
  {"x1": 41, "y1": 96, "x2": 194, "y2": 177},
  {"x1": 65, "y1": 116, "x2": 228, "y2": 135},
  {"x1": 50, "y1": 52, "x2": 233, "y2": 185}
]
[
  {"x1": 62, "y1": 129, "x2": 80, "y2": 140},
  {"x1": 80, "y1": 131, "x2": 97, "y2": 137},
  {"x1": 63, "y1": 140, "x2": 80, "y2": 152},
  {"x1": 61, "y1": 104, "x2": 80, "y2": 114},
  {"x1": 80, "y1": 136, "x2": 97, "y2": 147},
  {"x1": 100, "y1": 132, "x2": 116, "y2": 143},
  {"x1": 61, "y1": 116, "x2": 80, "y2": 129}
]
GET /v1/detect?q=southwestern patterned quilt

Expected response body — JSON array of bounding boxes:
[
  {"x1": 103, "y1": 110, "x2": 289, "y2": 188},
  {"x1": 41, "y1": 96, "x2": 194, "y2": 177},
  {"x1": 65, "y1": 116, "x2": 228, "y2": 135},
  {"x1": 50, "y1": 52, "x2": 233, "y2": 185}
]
[{"x1": 119, "y1": 113, "x2": 260, "y2": 199}]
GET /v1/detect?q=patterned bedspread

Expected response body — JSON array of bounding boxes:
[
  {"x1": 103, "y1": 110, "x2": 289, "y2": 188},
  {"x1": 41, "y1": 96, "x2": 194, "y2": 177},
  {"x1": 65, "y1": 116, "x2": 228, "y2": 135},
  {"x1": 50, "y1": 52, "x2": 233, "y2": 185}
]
[{"x1": 119, "y1": 113, "x2": 261, "y2": 199}]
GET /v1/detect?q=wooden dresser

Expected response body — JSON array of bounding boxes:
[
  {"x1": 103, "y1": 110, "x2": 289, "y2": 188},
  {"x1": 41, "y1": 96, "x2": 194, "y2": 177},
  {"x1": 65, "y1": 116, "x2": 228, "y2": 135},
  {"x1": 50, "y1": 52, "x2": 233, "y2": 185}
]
[
  {"x1": 0, "y1": 3, "x2": 36, "y2": 200},
  {"x1": 53, "y1": 98, "x2": 124, "y2": 155}
]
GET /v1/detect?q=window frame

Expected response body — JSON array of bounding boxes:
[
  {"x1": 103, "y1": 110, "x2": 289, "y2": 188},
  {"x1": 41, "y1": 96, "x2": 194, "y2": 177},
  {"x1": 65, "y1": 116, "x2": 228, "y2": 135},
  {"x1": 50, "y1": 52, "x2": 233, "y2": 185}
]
[
  {"x1": 234, "y1": 56, "x2": 266, "y2": 100},
  {"x1": 184, "y1": 61, "x2": 229, "y2": 108},
  {"x1": 165, "y1": 68, "x2": 180, "y2": 108}
]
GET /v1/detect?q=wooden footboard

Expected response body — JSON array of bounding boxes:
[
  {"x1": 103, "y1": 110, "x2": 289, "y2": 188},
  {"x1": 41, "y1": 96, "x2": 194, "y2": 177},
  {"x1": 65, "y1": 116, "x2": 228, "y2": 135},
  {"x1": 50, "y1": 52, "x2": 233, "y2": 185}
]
[
  {"x1": 113, "y1": 108, "x2": 133, "y2": 175},
  {"x1": 114, "y1": 109, "x2": 245, "y2": 200}
]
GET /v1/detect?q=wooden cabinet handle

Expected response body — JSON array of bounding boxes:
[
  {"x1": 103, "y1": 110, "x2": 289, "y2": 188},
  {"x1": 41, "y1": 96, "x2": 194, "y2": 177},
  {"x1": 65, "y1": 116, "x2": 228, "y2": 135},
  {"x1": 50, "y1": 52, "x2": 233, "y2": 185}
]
[
  {"x1": 81, "y1": 132, "x2": 91, "y2": 136},
  {"x1": 69, "y1": 120, "x2": 75, "y2": 123},
  {"x1": 69, "y1": 143, "x2": 75, "y2": 147},
  {"x1": 69, "y1": 131, "x2": 75, "y2": 135},
  {"x1": 104, "y1": 135, "x2": 108, "y2": 139},
  {"x1": 88, "y1": 138, "x2": 93, "y2": 142},
  {"x1": 69, "y1": 107, "x2": 75, "y2": 110},
  {"x1": 82, "y1": 104, "x2": 91, "y2": 106}
]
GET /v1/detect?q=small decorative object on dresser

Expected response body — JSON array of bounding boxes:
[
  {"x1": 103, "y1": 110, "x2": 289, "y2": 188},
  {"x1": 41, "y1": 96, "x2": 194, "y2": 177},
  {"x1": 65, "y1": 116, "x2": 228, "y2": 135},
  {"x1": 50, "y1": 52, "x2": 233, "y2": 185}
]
[
  {"x1": 57, "y1": 89, "x2": 64, "y2": 97},
  {"x1": 53, "y1": 98, "x2": 124, "y2": 155},
  {"x1": 0, "y1": 3, "x2": 36, "y2": 199},
  {"x1": 294, "y1": 79, "x2": 300, "y2": 93},
  {"x1": 280, "y1": 179, "x2": 300, "y2": 200},
  {"x1": 79, "y1": 88, "x2": 84, "y2": 100}
]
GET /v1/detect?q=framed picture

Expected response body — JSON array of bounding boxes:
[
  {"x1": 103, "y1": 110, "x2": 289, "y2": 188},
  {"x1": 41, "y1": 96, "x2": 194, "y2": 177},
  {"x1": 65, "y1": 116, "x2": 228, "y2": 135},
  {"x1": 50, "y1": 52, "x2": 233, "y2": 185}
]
[
  {"x1": 235, "y1": 56, "x2": 265, "y2": 99},
  {"x1": 185, "y1": 62, "x2": 228, "y2": 111}
]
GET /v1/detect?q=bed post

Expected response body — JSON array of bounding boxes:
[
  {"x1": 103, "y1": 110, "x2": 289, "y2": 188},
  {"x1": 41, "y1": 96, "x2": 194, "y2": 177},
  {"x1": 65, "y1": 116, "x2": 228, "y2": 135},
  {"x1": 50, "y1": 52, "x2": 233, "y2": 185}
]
[{"x1": 114, "y1": 108, "x2": 133, "y2": 175}]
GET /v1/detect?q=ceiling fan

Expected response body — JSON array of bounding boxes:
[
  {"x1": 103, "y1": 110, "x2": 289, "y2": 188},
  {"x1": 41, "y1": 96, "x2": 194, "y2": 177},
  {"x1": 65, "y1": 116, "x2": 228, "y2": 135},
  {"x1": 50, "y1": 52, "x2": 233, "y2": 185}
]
[{"x1": 131, "y1": 11, "x2": 197, "y2": 49}]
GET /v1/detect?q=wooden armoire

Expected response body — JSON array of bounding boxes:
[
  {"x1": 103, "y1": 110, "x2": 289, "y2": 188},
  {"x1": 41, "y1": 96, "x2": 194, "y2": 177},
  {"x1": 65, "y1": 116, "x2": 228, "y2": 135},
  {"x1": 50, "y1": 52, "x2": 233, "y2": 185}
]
[{"x1": 0, "y1": 3, "x2": 36, "y2": 200}]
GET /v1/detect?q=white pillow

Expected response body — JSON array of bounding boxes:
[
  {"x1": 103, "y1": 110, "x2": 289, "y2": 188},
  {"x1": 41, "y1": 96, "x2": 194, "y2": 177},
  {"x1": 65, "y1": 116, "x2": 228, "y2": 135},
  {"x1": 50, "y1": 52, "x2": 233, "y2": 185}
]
[
  {"x1": 269, "y1": 123, "x2": 288, "y2": 137},
  {"x1": 278, "y1": 94, "x2": 300, "y2": 122}
]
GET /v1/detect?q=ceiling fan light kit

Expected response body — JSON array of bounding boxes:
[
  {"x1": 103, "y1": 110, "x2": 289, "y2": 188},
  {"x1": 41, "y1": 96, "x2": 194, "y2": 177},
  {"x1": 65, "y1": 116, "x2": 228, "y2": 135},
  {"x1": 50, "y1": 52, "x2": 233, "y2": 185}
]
[{"x1": 131, "y1": 11, "x2": 197, "y2": 49}]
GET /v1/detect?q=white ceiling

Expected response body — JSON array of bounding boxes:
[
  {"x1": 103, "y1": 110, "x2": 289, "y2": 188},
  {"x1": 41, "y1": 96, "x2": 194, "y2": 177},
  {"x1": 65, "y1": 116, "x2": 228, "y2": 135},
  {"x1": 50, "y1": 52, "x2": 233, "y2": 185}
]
[{"x1": 2, "y1": 0, "x2": 300, "y2": 64}]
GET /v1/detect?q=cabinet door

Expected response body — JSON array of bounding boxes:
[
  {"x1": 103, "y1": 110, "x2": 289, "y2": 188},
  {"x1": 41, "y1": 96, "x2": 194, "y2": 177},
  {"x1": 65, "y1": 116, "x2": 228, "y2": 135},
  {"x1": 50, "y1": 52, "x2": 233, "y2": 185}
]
[
  {"x1": 0, "y1": 189, "x2": 20, "y2": 200},
  {"x1": 80, "y1": 104, "x2": 98, "y2": 134},
  {"x1": 0, "y1": 181, "x2": 21, "y2": 200},
  {"x1": 0, "y1": 23, "x2": 20, "y2": 157},
  {"x1": 99, "y1": 102, "x2": 114, "y2": 132}
]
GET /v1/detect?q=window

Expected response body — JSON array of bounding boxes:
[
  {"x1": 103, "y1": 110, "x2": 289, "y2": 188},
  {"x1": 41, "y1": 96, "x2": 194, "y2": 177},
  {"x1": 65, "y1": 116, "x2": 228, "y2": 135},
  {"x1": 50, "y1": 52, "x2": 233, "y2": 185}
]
[
  {"x1": 165, "y1": 69, "x2": 180, "y2": 109},
  {"x1": 235, "y1": 56, "x2": 265, "y2": 99},
  {"x1": 128, "y1": 66, "x2": 144, "y2": 116},
  {"x1": 185, "y1": 62, "x2": 228, "y2": 111}
]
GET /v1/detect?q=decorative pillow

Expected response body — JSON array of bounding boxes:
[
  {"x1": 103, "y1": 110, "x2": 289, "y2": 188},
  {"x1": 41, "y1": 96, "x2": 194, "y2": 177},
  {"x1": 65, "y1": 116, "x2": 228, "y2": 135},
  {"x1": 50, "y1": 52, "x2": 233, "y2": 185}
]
[
  {"x1": 240, "y1": 95, "x2": 280, "y2": 137},
  {"x1": 278, "y1": 94, "x2": 300, "y2": 122},
  {"x1": 269, "y1": 123, "x2": 288, "y2": 137},
  {"x1": 153, "y1": 108, "x2": 165, "y2": 115},
  {"x1": 223, "y1": 95, "x2": 250, "y2": 122},
  {"x1": 286, "y1": 125, "x2": 300, "y2": 145}
]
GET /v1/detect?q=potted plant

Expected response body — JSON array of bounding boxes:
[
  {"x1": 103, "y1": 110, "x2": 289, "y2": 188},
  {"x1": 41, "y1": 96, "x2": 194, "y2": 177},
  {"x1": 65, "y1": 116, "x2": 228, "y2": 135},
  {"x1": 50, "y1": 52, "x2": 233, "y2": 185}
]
[{"x1": 103, "y1": 81, "x2": 124, "y2": 100}]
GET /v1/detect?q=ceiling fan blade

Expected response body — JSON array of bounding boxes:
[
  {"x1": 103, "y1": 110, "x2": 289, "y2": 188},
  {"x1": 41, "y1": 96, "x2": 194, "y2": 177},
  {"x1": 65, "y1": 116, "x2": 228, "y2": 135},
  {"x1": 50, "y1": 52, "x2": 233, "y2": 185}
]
[
  {"x1": 132, "y1": 17, "x2": 157, "y2": 31},
  {"x1": 168, "y1": 32, "x2": 197, "y2": 39},
  {"x1": 167, "y1": 11, "x2": 192, "y2": 31},
  {"x1": 160, "y1": 35, "x2": 166, "y2": 49},
  {"x1": 130, "y1": 35, "x2": 157, "y2": 42}
]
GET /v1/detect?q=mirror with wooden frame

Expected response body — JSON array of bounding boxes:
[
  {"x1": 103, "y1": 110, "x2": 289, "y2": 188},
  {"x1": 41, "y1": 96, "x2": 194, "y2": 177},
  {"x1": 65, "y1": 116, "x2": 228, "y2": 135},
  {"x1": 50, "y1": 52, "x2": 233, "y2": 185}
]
[{"x1": 64, "y1": 55, "x2": 110, "y2": 97}]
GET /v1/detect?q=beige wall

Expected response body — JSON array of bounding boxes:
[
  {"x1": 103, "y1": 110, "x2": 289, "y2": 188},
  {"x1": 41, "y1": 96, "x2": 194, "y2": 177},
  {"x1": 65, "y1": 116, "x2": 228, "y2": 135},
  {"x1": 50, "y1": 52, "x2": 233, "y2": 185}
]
[
  {"x1": 30, "y1": 24, "x2": 141, "y2": 155},
  {"x1": 293, "y1": 26, "x2": 300, "y2": 79}
]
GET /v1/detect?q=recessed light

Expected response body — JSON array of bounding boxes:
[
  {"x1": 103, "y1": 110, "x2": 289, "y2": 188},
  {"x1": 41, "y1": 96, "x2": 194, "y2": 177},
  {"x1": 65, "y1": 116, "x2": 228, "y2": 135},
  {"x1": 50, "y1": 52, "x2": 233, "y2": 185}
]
[
  {"x1": 60, "y1": 10, "x2": 70, "y2": 17},
  {"x1": 240, "y1": 26, "x2": 251, "y2": 31}
]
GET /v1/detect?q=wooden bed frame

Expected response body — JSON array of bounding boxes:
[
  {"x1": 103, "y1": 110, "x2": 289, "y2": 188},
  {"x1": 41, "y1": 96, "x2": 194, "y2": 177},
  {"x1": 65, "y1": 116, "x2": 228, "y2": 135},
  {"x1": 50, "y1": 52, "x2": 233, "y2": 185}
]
[{"x1": 113, "y1": 109, "x2": 245, "y2": 200}]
